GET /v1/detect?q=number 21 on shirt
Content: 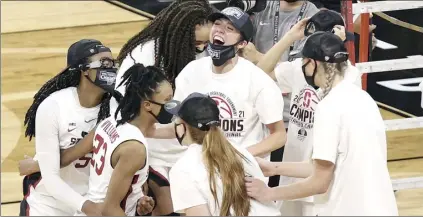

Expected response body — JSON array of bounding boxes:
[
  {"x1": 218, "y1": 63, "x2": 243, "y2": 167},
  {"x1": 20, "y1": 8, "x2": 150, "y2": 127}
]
[{"x1": 90, "y1": 134, "x2": 108, "y2": 175}]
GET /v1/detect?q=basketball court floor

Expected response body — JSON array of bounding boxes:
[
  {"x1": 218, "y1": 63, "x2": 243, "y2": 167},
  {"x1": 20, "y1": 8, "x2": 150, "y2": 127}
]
[{"x1": 1, "y1": 1, "x2": 422, "y2": 216}]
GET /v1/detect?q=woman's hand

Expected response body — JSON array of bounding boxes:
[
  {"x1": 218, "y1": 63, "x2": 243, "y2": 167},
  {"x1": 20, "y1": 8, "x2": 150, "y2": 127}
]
[
  {"x1": 245, "y1": 177, "x2": 273, "y2": 203},
  {"x1": 286, "y1": 17, "x2": 311, "y2": 41},
  {"x1": 332, "y1": 25, "x2": 346, "y2": 41},
  {"x1": 239, "y1": 42, "x2": 263, "y2": 64},
  {"x1": 136, "y1": 196, "x2": 155, "y2": 215},
  {"x1": 18, "y1": 155, "x2": 39, "y2": 176},
  {"x1": 81, "y1": 200, "x2": 103, "y2": 216}
]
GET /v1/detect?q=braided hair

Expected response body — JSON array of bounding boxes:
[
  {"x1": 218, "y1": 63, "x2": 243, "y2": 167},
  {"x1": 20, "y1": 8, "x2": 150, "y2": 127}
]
[
  {"x1": 116, "y1": 0, "x2": 213, "y2": 83},
  {"x1": 321, "y1": 62, "x2": 347, "y2": 97},
  {"x1": 24, "y1": 57, "x2": 114, "y2": 141},
  {"x1": 115, "y1": 64, "x2": 168, "y2": 126}
]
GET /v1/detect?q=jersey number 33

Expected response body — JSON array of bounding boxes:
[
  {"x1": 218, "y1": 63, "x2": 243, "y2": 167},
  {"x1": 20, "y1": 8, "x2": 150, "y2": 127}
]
[{"x1": 90, "y1": 134, "x2": 108, "y2": 175}]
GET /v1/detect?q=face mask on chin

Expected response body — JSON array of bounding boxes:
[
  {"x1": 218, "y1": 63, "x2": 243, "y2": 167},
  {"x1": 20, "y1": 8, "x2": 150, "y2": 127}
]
[{"x1": 206, "y1": 40, "x2": 242, "y2": 66}]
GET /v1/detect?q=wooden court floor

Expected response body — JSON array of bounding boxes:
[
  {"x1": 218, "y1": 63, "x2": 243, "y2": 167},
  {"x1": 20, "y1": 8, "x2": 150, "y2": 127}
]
[{"x1": 1, "y1": 1, "x2": 423, "y2": 216}]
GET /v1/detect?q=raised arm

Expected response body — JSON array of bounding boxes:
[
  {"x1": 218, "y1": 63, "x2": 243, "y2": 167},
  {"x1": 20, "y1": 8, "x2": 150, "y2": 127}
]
[
  {"x1": 255, "y1": 18, "x2": 310, "y2": 79},
  {"x1": 101, "y1": 140, "x2": 147, "y2": 216}
]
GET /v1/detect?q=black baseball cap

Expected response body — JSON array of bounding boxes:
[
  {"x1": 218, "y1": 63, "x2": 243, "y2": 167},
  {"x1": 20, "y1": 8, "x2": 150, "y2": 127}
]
[
  {"x1": 165, "y1": 92, "x2": 220, "y2": 131},
  {"x1": 304, "y1": 10, "x2": 354, "y2": 42},
  {"x1": 208, "y1": 7, "x2": 254, "y2": 42},
  {"x1": 65, "y1": 39, "x2": 111, "y2": 71},
  {"x1": 301, "y1": 31, "x2": 349, "y2": 63}
]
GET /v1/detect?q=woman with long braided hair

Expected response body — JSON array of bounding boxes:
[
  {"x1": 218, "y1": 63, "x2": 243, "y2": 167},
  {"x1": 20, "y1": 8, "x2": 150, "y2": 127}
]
[
  {"x1": 245, "y1": 32, "x2": 398, "y2": 216},
  {"x1": 18, "y1": 39, "x2": 119, "y2": 216},
  {"x1": 115, "y1": 0, "x2": 213, "y2": 91},
  {"x1": 112, "y1": 1, "x2": 214, "y2": 215}
]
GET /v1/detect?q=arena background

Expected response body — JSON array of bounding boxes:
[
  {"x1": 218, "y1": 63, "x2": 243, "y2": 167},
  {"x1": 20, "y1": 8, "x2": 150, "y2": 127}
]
[
  {"x1": 1, "y1": 0, "x2": 422, "y2": 216},
  {"x1": 115, "y1": 0, "x2": 423, "y2": 117}
]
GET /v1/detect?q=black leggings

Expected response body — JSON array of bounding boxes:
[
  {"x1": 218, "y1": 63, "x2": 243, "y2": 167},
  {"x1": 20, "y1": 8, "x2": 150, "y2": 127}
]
[{"x1": 268, "y1": 128, "x2": 288, "y2": 187}]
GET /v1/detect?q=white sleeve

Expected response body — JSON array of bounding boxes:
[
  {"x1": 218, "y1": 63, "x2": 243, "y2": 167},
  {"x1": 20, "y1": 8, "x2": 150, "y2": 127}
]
[
  {"x1": 173, "y1": 61, "x2": 194, "y2": 102},
  {"x1": 169, "y1": 168, "x2": 207, "y2": 213},
  {"x1": 173, "y1": 75, "x2": 185, "y2": 102},
  {"x1": 311, "y1": 103, "x2": 341, "y2": 164},
  {"x1": 116, "y1": 43, "x2": 156, "y2": 95},
  {"x1": 35, "y1": 99, "x2": 88, "y2": 212},
  {"x1": 274, "y1": 61, "x2": 297, "y2": 93},
  {"x1": 254, "y1": 76, "x2": 284, "y2": 125}
]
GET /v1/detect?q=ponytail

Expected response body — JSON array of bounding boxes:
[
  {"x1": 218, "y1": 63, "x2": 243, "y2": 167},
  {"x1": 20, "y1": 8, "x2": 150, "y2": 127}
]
[
  {"x1": 201, "y1": 126, "x2": 251, "y2": 216},
  {"x1": 321, "y1": 61, "x2": 348, "y2": 97}
]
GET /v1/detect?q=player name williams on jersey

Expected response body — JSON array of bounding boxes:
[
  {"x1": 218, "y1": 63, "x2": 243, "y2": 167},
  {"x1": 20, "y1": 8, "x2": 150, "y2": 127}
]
[
  {"x1": 98, "y1": 120, "x2": 120, "y2": 143},
  {"x1": 209, "y1": 91, "x2": 245, "y2": 138}
]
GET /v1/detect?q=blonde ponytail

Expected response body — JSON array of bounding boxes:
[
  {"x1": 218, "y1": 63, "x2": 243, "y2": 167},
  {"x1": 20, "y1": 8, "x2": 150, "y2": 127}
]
[
  {"x1": 322, "y1": 61, "x2": 348, "y2": 97},
  {"x1": 191, "y1": 126, "x2": 250, "y2": 216}
]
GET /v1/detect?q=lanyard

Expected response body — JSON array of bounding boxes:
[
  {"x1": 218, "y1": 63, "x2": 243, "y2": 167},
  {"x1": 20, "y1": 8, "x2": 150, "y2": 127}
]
[{"x1": 273, "y1": 1, "x2": 308, "y2": 60}]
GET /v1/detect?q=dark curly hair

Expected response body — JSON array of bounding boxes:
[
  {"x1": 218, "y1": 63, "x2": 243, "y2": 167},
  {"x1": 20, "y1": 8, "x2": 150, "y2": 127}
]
[
  {"x1": 24, "y1": 57, "x2": 121, "y2": 141},
  {"x1": 116, "y1": 0, "x2": 213, "y2": 83},
  {"x1": 115, "y1": 64, "x2": 169, "y2": 126}
]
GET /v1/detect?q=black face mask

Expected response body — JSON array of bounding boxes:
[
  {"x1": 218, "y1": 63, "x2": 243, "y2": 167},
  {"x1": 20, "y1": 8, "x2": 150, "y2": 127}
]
[
  {"x1": 207, "y1": 41, "x2": 240, "y2": 66},
  {"x1": 85, "y1": 68, "x2": 117, "y2": 93},
  {"x1": 148, "y1": 101, "x2": 174, "y2": 124},
  {"x1": 174, "y1": 123, "x2": 186, "y2": 145},
  {"x1": 302, "y1": 60, "x2": 319, "y2": 89}
]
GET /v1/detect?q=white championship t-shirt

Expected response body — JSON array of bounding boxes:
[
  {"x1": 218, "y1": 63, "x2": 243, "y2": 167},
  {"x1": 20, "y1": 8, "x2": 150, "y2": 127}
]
[
  {"x1": 274, "y1": 59, "x2": 362, "y2": 202},
  {"x1": 275, "y1": 58, "x2": 361, "y2": 187},
  {"x1": 169, "y1": 143, "x2": 281, "y2": 216},
  {"x1": 83, "y1": 116, "x2": 149, "y2": 216},
  {"x1": 175, "y1": 56, "x2": 284, "y2": 160},
  {"x1": 311, "y1": 80, "x2": 398, "y2": 216},
  {"x1": 28, "y1": 87, "x2": 98, "y2": 215}
]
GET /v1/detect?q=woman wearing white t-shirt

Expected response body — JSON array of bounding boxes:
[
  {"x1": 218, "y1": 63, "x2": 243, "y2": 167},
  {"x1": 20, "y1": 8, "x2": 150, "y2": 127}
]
[
  {"x1": 173, "y1": 7, "x2": 286, "y2": 160},
  {"x1": 245, "y1": 32, "x2": 398, "y2": 216},
  {"x1": 164, "y1": 92, "x2": 280, "y2": 216},
  {"x1": 243, "y1": 10, "x2": 362, "y2": 216}
]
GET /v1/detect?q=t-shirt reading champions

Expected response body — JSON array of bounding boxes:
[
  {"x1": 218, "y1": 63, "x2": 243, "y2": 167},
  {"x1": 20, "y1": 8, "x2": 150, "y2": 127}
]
[{"x1": 174, "y1": 56, "x2": 284, "y2": 159}]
